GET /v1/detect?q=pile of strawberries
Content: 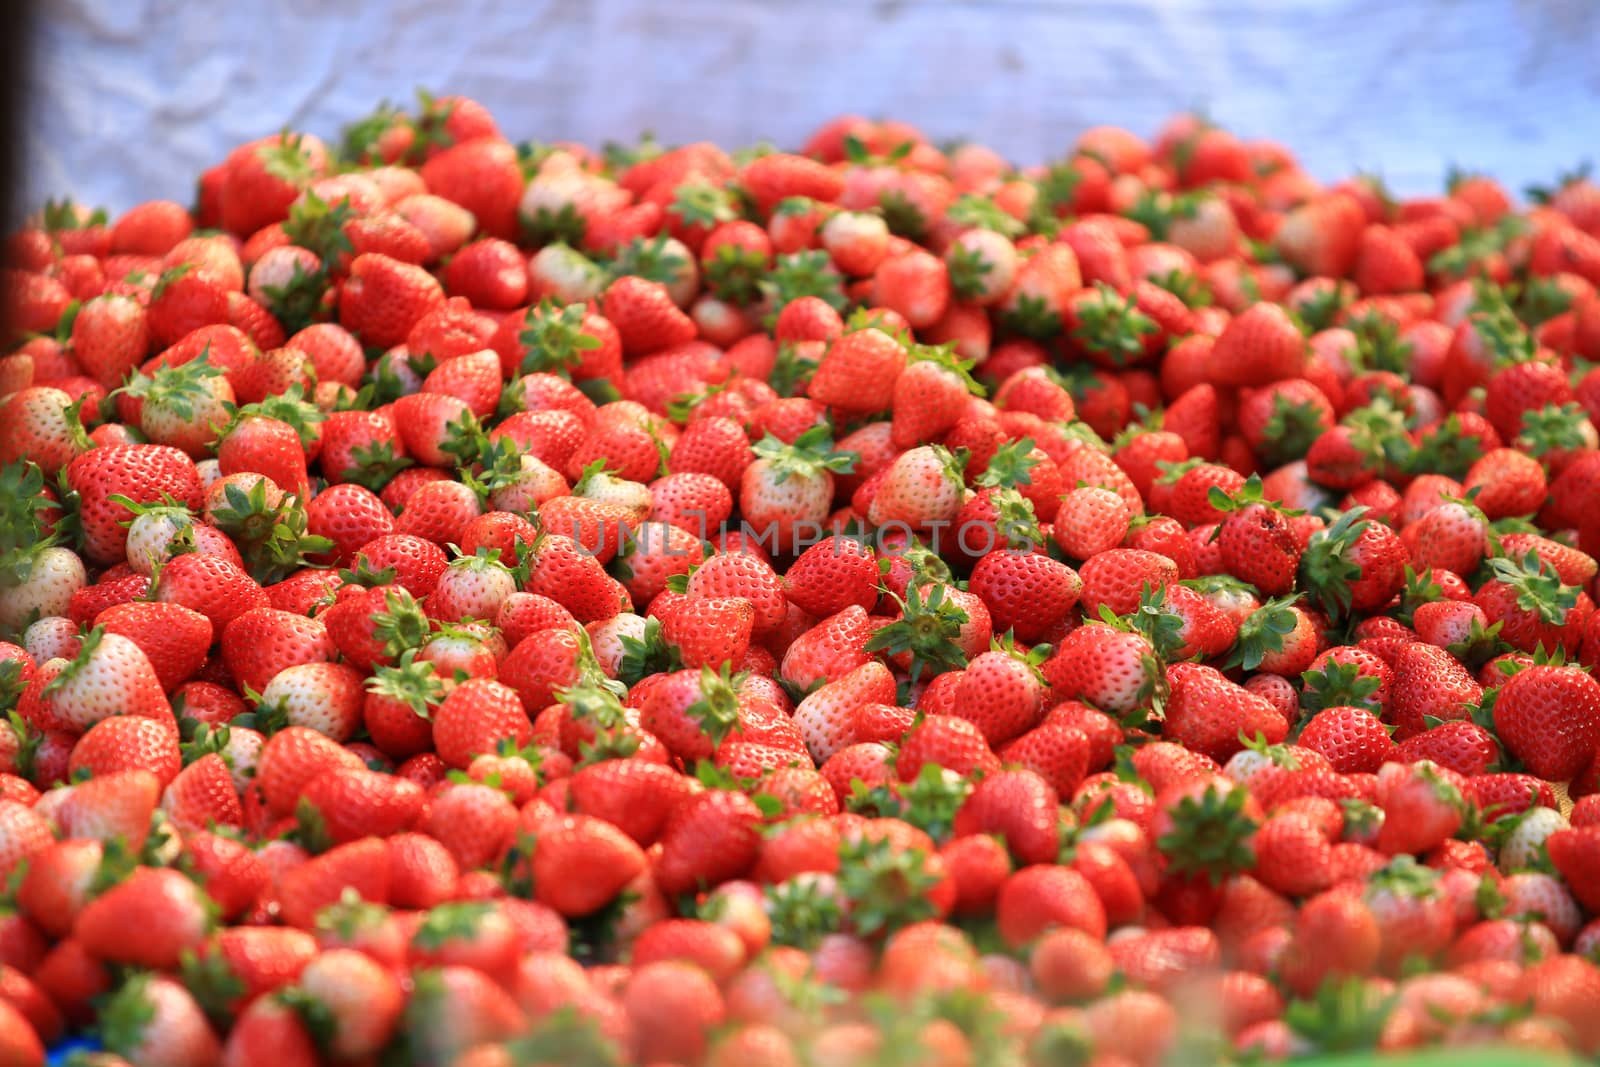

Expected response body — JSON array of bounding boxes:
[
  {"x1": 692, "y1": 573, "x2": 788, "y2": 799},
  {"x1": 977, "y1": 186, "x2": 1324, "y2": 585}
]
[{"x1": 3, "y1": 94, "x2": 1600, "y2": 1067}]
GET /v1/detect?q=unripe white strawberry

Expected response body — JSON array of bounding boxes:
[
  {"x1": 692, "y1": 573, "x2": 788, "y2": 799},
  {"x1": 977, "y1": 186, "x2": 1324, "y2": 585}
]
[
  {"x1": 393, "y1": 193, "x2": 475, "y2": 260},
  {"x1": 22, "y1": 616, "x2": 82, "y2": 663},
  {"x1": 821, "y1": 211, "x2": 890, "y2": 277},
  {"x1": 221, "y1": 726, "x2": 265, "y2": 792},
  {"x1": 945, "y1": 227, "x2": 1018, "y2": 305},
  {"x1": 247, "y1": 245, "x2": 323, "y2": 309},
  {"x1": 40, "y1": 628, "x2": 171, "y2": 732},
  {"x1": 527, "y1": 241, "x2": 608, "y2": 305},
  {"x1": 1499, "y1": 806, "x2": 1570, "y2": 874},
  {"x1": 0, "y1": 545, "x2": 87, "y2": 634},
  {"x1": 257, "y1": 661, "x2": 365, "y2": 742},
  {"x1": 125, "y1": 505, "x2": 196, "y2": 576},
  {"x1": 425, "y1": 554, "x2": 517, "y2": 623},
  {"x1": 587, "y1": 612, "x2": 648, "y2": 677}
]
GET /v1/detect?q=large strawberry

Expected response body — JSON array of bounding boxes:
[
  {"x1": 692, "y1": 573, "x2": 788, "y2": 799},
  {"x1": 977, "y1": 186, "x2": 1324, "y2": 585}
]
[
  {"x1": 64, "y1": 444, "x2": 204, "y2": 565},
  {"x1": 1492, "y1": 664, "x2": 1600, "y2": 781}
]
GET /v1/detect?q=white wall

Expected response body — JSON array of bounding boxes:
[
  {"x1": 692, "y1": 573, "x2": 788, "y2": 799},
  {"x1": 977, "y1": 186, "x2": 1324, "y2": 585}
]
[{"x1": 24, "y1": 0, "x2": 1600, "y2": 214}]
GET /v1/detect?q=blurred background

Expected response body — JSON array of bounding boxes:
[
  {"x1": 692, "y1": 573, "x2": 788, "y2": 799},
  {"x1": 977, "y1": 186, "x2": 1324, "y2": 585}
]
[{"x1": 20, "y1": 0, "x2": 1600, "y2": 215}]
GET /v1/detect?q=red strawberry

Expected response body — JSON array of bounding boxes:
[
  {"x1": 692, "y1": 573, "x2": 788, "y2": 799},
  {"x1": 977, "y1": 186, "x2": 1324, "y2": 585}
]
[
  {"x1": 75, "y1": 867, "x2": 212, "y2": 969},
  {"x1": 995, "y1": 864, "x2": 1107, "y2": 948},
  {"x1": 1493, "y1": 664, "x2": 1600, "y2": 781},
  {"x1": 1209, "y1": 302, "x2": 1305, "y2": 387},
  {"x1": 94, "y1": 600, "x2": 212, "y2": 692},
  {"x1": 1297, "y1": 705, "x2": 1397, "y2": 774},
  {"x1": 65, "y1": 443, "x2": 203, "y2": 565},
  {"x1": 952, "y1": 768, "x2": 1060, "y2": 865},
  {"x1": 532, "y1": 814, "x2": 649, "y2": 916},
  {"x1": 338, "y1": 252, "x2": 445, "y2": 347},
  {"x1": 1163, "y1": 663, "x2": 1288, "y2": 763},
  {"x1": 601, "y1": 275, "x2": 697, "y2": 356}
]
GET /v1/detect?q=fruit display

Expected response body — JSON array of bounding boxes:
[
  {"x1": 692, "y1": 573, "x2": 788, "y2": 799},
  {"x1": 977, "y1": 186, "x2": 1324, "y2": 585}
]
[{"x1": 3, "y1": 92, "x2": 1600, "y2": 1066}]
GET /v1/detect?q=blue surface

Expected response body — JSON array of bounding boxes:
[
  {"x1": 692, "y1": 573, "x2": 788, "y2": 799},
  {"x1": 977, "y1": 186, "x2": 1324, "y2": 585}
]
[{"x1": 47, "y1": 1037, "x2": 99, "y2": 1066}]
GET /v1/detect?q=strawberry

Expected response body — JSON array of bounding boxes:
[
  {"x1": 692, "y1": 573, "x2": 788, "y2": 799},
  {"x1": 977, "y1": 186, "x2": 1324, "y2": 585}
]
[
  {"x1": 221, "y1": 996, "x2": 320, "y2": 1067},
  {"x1": 531, "y1": 814, "x2": 648, "y2": 916},
  {"x1": 65, "y1": 443, "x2": 203, "y2": 565},
  {"x1": 1041, "y1": 622, "x2": 1162, "y2": 720},
  {"x1": 995, "y1": 864, "x2": 1107, "y2": 948},
  {"x1": 33, "y1": 627, "x2": 171, "y2": 732},
  {"x1": 792, "y1": 661, "x2": 897, "y2": 764},
  {"x1": 277, "y1": 836, "x2": 391, "y2": 929},
  {"x1": 1492, "y1": 664, "x2": 1600, "y2": 781},
  {"x1": 1375, "y1": 761, "x2": 1468, "y2": 856},
  {"x1": 432, "y1": 678, "x2": 534, "y2": 769},
  {"x1": 98, "y1": 973, "x2": 221, "y2": 1067},
  {"x1": 953, "y1": 768, "x2": 1060, "y2": 865},
  {"x1": 951, "y1": 647, "x2": 1046, "y2": 747},
  {"x1": 403, "y1": 965, "x2": 527, "y2": 1066},
  {"x1": 295, "y1": 946, "x2": 407, "y2": 1059},
  {"x1": 1386, "y1": 641, "x2": 1482, "y2": 738},
  {"x1": 1209, "y1": 302, "x2": 1305, "y2": 387},
  {"x1": 70, "y1": 715, "x2": 181, "y2": 786},
  {"x1": 655, "y1": 788, "x2": 764, "y2": 896},
  {"x1": 76, "y1": 867, "x2": 212, "y2": 969},
  {"x1": 740, "y1": 426, "x2": 856, "y2": 554},
  {"x1": 338, "y1": 252, "x2": 445, "y2": 347},
  {"x1": 867, "y1": 444, "x2": 967, "y2": 530},
  {"x1": 1163, "y1": 663, "x2": 1288, "y2": 762},
  {"x1": 968, "y1": 549, "x2": 1081, "y2": 644},
  {"x1": 71, "y1": 292, "x2": 151, "y2": 389},
  {"x1": 807, "y1": 327, "x2": 907, "y2": 415},
  {"x1": 741, "y1": 153, "x2": 844, "y2": 216},
  {"x1": 92, "y1": 599, "x2": 212, "y2": 692},
  {"x1": 424, "y1": 781, "x2": 518, "y2": 870},
  {"x1": 601, "y1": 275, "x2": 697, "y2": 356},
  {"x1": 1297, "y1": 705, "x2": 1397, "y2": 774}
]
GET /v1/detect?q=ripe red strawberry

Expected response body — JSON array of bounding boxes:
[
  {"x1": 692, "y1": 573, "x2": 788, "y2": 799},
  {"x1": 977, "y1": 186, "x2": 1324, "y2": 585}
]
[
  {"x1": 1394, "y1": 720, "x2": 1498, "y2": 776},
  {"x1": 1163, "y1": 663, "x2": 1288, "y2": 762},
  {"x1": 1375, "y1": 760, "x2": 1468, "y2": 855},
  {"x1": 1297, "y1": 705, "x2": 1397, "y2": 774},
  {"x1": 531, "y1": 814, "x2": 649, "y2": 916},
  {"x1": 338, "y1": 252, "x2": 445, "y2": 347},
  {"x1": 65, "y1": 443, "x2": 203, "y2": 565},
  {"x1": 297, "y1": 765, "x2": 426, "y2": 847},
  {"x1": 1209, "y1": 302, "x2": 1305, "y2": 387},
  {"x1": 952, "y1": 768, "x2": 1060, "y2": 865},
  {"x1": 75, "y1": 867, "x2": 211, "y2": 969},
  {"x1": 807, "y1": 327, "x2": 908, "y2": 415},
  {"x1": 967, "y1": 550, "x2": 1081, "y2": 645},
  {"x1": 69, "y1": 714, "x2": 181, "y2": 786},
  {"x1": 1493, "y1": 664, "x2": 1600, "y2": 781},
  {"x1": 1474, "y1": 552, "x2": 1591, "y2": 655},
  {"x1": 277, "y1": 836, "x2": 391, "y2": 929},
  {"x1": 70, "y1": 292, "x2": 150, "y2": 389},
  {"x1": 655, "y1": 788, "x2": 764, "y2": 896},
  {"x1": 94, "y1": 599, "x2": 212, "y2": 692},
  {"x1": 951, "y1": 648, "x2": 1046, "y2": 747},
  {"x1": 1077, "y1": 548, "x2": 1178, "y2": 617},
  {"x1": 1274, "y1": 193, "x2": 1364, "y2": 277},
  {"x1": 1386, "y1": 641, "x2": 1482, "y2": 738},
  {"x1": 995, "y1": 864, "x2": 1106, "y2": 948},
  {"x1": 741, "y1": 153, "x2": 845, "y2": 216},
  {"x1": 601, "y1": 275, "x2": 697, "y2": 356},
  {"x1": 145, "y1": 266, "x2": 230, "y2": 347}
]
